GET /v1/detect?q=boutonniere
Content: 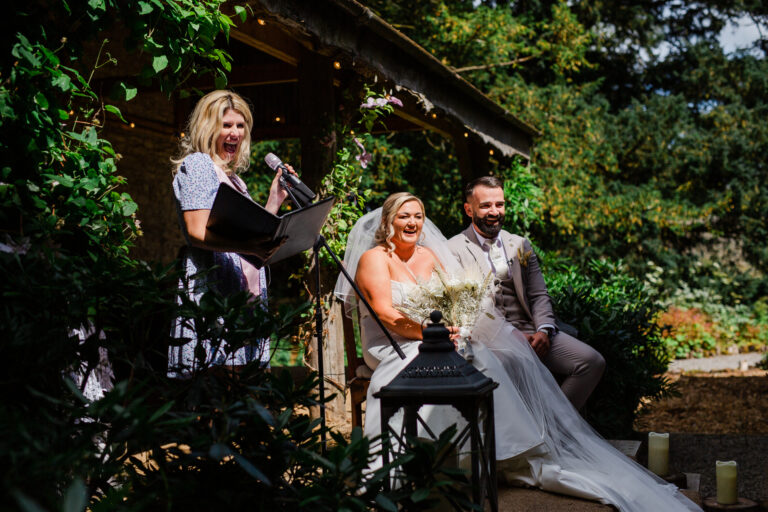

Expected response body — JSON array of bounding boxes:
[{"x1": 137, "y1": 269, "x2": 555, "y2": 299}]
[{"x1": 516, "y1": 248, "x2": 532, "y2": 267}]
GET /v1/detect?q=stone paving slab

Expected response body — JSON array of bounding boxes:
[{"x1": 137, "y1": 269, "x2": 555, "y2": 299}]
[{"x1": 668, "y1": 353, "x2": 764, "y2": 373}]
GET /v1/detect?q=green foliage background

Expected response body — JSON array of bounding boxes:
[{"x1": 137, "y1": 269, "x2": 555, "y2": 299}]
[{"x1": 355, "y1": 0, "x2": 768, "y2": 358}]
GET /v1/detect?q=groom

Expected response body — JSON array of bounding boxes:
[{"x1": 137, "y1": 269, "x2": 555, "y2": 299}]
[{"x1": 447, "y1": 176, "x2": 605, "y2": 409}]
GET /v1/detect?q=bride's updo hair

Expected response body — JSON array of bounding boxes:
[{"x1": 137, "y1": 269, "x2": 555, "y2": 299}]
[{"x1": 374, "y1": 192, "x2": 425, "y2": 253}]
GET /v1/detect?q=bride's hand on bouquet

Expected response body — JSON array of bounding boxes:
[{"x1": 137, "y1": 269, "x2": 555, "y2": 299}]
[{"x1": 448, "y1": 325, "x2": 460, "y2": 346}]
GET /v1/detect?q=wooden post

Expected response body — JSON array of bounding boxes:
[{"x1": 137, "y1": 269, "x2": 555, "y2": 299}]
[
  {"x1": 298, "y1": 47, "x2": 336, "y2": 190},
  {"x1": 297, "y1": 48, "x2": 346, "y2": 426},
  {"x1": 323, "y1": 298, "x2": 348, "y2": 426},
  {"x1": 306, "y1": 291, "x2": 347, "y2": 427}
]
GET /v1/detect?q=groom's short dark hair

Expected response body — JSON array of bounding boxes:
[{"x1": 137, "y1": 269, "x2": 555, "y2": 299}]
[{"x1": 464, "y1": 176, "x2": 503, "y2": 201}]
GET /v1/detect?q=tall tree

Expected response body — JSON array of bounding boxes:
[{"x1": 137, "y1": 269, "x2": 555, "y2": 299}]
[{"x1": 363, "y1": 0, "x2": 768, "y2": 301}]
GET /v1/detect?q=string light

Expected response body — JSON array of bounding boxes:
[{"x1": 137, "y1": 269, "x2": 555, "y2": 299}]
[
  {"x1": 333, "y1": 61, "x2": 341, "y2": 70},
  {"x1": 257, "y1": 18, "x2": 266, "y2": 25},
  {"x1": 431, "y1": 113, "x2": 437, "y2": 119},
  {"x1": 350, "y1": 130, "x2": 355, "y2": 135},
  {"x1": 129, "y1": 122, "x2": 135, "y2": 128},
  {"x1": 463, "y1": 132, "x2": 468, "y2": 138},
  {"x1": 275, "y1": 116, "x2": 281, "y2": 122},
  {"x1": 180, "y1": 132, "x2": 185, "y2": 138},
  {"x1": 489, "y1": 149, "x2": 494, "y2": 155}
]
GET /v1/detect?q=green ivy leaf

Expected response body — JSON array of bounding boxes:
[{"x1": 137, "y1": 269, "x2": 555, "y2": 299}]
[
  {"x1": 34, "y1": 92, "x2": 49, "y2": 110},
  {"x1": 121, "y1": 200, "x2": 138, "y2": 217},
  {"x1": 114, "y1": 82, "x2": 137, "y2": 101},
  {"x1": 104, "y1": 104, "x2": 126, "y2": 122},
  {"x1": 138, "y1": 0, "x2": 153, "y2": 15},
  {"x1": 43, "y1": 173, "x2": 74, "y2": 188},
  {"x1": 214, "y1": 69, "x2": 227, "y2": 89},
  {"x1": 87, "y1": 0, "x2": 105, "y2": 11},
  {"x1": 52, "y1": 73, "x2": 72, "y2": 92},
  {"x1": 152, "y1": 55, "x2": 169, "y2": 73},
  {"x1": 234, "y1": 5, "x2": 247, "y2": 23}
]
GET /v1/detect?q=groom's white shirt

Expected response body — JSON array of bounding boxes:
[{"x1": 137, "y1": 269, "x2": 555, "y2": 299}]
[
  {"x1": 470, "y1": 225, "x2": 508, "y2": 274},
  {"x1": 448, "y1": 225, "x2": 556, "y2": 334}
]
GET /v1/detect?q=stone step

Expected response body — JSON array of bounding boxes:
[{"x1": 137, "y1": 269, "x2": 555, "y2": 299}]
[{"x1": 496, "y1": 487, "x2": 614, "y2": 511}]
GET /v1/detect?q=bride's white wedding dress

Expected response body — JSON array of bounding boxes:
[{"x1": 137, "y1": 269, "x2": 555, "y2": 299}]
[
  {"x1": 336, "y1": 209, "x2": 701, "y2": 512},
  {"x1": 361, "y1": 280, "x2": 547, "y2": 463}
]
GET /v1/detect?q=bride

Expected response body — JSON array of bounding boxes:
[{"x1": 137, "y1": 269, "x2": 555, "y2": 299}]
[{"x1": 335, "y1": 192, "x2": 701, "y2": 512}]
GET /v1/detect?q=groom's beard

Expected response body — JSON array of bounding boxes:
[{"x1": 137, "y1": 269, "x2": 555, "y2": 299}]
[{"x1": 473, "y1": 212, "x2": 504, "y2": 238}]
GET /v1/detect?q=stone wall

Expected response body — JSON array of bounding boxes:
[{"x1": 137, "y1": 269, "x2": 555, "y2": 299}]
[{"x1": 102, "y1": 92, "x2": 184, "y2": 264}]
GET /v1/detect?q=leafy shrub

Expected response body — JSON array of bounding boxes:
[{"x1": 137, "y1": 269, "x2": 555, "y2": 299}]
[
  {"x1": 655, "y1": 305, "x2": 768, "y2": 358},
  {"x1": 1, "y1": 248, "x2": 476, "y2": 511},
  {"x1": 546, "y1": 258, "x2": 674, "y2": 438},
  {"x1": 643, "y1": 258, "x2": 768, "y2": 356},
  {"x1": 655, "y1": 307, "x2": 718, "y2": 358}
]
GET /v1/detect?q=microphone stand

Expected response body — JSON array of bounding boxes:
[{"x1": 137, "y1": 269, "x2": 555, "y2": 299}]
[
  {"x1": 280, "y1": 182, "x2": 405, "y2": 456},
  {"x1": 279, "y1": 176, "x2": 302, "y2": 208}
]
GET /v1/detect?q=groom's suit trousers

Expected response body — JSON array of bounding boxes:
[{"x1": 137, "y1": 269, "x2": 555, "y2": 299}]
[{"x1": 528, "y1": 328, "x2": 605, "y2": 410}]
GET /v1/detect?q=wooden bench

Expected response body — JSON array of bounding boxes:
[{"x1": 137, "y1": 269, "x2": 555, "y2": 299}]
[{"x1": 341, "y1": 307, "x2": 372, "y2": 428}]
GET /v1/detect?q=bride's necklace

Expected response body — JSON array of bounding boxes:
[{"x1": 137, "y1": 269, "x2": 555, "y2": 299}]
[{"x1": 394, "y1": 246, "x2": 418, "y2": 266}]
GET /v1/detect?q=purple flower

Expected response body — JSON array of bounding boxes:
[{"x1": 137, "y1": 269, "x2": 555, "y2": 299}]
[
  {"x1": 360, "y1": 96, "x2": 394, "y2": 109},
  {"x1": 356, "y1": 152, "x2": 373, "y2": 169},
  {"x1": 387, "y1": 96, "x2": 403, "y2": 107},
  {"x1": 353, "y1": 137, "x2": 372, "y2": 169}
]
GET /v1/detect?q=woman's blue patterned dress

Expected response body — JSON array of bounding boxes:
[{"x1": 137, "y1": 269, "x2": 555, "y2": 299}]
[{"x1": 168, "y1": 152, "x2": 270, "y2": 378}]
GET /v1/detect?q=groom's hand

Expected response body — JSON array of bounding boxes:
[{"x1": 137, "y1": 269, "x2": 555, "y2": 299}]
[{"x1": 527, "y1": 332, "x2": 550, "y2": 358}]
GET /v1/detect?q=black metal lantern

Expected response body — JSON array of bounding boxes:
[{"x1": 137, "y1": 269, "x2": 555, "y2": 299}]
[{"x1": 374, "y1": 310, "x2": 499, "y2": 511}]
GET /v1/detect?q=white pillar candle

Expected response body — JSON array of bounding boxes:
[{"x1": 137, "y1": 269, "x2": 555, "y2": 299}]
[
  {"x1": 648, "y1": 432, "x2": 669, "y2": 476},
  {"x1": 716, "y1": 460, "x2": 738, "y2": 505}
]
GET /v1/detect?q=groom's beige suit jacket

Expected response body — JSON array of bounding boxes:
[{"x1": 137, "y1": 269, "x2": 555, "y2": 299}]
[{"x1": 447, "y1": 226, "x2": 556, "y2": 332}]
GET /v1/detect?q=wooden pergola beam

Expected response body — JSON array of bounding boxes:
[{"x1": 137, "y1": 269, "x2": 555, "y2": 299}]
[{"x1": 231, "y1": 19, "x2": 302, "y2": 66}]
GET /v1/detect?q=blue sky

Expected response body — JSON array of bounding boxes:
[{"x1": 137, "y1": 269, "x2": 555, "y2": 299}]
[{"x1": 719, "y1": 14, "x2": 764, "y2": 53}]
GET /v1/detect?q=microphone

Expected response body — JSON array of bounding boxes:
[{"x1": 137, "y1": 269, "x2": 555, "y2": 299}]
[{"x1": 264, "y1": 153, "x2": 316, "y2": 205}]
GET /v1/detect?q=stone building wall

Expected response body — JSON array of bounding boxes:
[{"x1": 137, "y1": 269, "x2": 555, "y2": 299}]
[{"x1": 103, "y1": 92, "x2": 184, "y2": 264}]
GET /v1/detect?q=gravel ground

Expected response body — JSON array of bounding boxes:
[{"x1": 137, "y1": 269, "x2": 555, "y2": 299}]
[
  {"x1": 634, "y1": 354, "x2": 768, "y2": 502},
  {"x1": 633, "y1": 433, "x2": 768, "y2": 502}
]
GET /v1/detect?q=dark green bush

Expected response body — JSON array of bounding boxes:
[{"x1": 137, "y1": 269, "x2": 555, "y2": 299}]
[
  {"x1": 1, "y1": 249, "x2": 475, "y2": 511},
  {"x1": 545, "y1": 258, "x2": 675, "y2": 438}
]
